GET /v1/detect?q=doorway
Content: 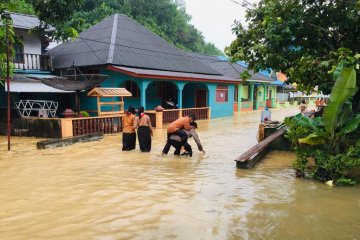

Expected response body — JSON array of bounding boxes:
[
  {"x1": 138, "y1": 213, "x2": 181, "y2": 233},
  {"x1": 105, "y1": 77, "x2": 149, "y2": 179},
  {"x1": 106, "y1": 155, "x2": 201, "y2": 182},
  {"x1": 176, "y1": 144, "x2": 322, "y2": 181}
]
[{"x1": 195, "y1": 89, "x2": 207, "y2": 108}]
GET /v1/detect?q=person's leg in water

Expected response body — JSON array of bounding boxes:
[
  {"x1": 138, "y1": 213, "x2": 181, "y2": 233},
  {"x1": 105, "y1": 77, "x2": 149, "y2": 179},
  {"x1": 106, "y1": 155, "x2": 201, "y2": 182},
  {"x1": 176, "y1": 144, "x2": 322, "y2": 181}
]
[{"x1": 181, "y1": 142, "x2": 193, "y2": 157}]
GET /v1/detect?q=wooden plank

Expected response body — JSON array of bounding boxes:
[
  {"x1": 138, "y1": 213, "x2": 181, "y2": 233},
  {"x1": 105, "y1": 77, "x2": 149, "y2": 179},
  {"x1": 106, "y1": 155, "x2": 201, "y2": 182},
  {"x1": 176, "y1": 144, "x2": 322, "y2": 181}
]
[
  {"x1": 99, "y1": 101, "x2": 124, "y2": 105},
  {"x1": 99, "y1": 111, "x2": 123, "y2": 115},
  {"x1": 235, "y1": 128, "x2": 286, "y2": 163}
]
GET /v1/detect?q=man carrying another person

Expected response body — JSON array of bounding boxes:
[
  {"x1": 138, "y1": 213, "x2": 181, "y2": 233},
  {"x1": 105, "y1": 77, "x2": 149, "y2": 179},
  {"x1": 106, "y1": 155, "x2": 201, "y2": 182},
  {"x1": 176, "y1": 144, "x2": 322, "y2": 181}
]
[
  {"x1": 166, "y1": 114, "x2": 196, "y2": 146},
  {"x1": 162, "y1": 121, "x2": 205, "y2": 157}
]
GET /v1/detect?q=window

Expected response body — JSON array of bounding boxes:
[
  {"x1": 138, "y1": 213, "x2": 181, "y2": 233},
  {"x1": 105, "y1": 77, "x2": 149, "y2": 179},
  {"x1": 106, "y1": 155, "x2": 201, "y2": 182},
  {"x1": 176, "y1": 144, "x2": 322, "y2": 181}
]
[
  {"x1": 216, "y1": 84, "x2": 228, "y2": 102},
  {"x1": 13, "y1": 38, "x2": 24, "y2": 63},
  {"x1": 123, "y1": 81, "x2": 140, "y2": 98}
]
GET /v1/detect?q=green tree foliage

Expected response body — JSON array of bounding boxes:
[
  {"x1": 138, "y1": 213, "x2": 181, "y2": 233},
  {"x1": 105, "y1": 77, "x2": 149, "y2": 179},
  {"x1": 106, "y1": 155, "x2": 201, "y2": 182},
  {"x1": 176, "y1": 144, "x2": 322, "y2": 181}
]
[
  {"x1": 54, "y1": 0, "x2": 222, "y2": 55},
  {"x1": 25, "y1": 0, "x2": 84, "y2": 41},
  {"x1": 226, "y1": 0, "x2": 360, "y2": 113}
]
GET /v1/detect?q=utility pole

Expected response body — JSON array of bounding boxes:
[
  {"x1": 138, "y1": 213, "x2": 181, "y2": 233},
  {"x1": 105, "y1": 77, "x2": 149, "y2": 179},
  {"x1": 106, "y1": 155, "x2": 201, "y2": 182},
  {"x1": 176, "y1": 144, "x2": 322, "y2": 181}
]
[{"x1": 4, "y1": 12, "x2": 11, "y2": 151}]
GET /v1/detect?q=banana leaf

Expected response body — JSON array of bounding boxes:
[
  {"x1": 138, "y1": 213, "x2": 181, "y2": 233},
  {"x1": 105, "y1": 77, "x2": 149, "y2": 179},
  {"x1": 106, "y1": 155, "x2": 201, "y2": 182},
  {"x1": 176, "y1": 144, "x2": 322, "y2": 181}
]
[
  {"x1": 299, "y1": 135, "x2": 325, "y2": 145},
  {"x1": 323, "y1": 67, "x2": 357, "y2": 136},
  {"x1": 338, "y1": 114, "x2": 360, "y2": 136}
]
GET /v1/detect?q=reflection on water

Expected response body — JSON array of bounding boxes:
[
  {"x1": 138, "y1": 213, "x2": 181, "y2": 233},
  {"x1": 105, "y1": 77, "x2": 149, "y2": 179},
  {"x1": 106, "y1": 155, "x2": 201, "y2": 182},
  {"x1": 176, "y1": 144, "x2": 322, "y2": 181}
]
[{"x1": 0, "y1": 108, "x2": 359, "y2": 240}]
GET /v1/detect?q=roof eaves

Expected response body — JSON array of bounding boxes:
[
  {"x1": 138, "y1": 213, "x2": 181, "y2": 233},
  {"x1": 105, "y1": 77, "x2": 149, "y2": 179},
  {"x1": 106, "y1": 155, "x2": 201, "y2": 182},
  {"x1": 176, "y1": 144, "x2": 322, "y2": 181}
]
[{"x1": 107, "y1": 65, "x2": 240, "y2": 84}]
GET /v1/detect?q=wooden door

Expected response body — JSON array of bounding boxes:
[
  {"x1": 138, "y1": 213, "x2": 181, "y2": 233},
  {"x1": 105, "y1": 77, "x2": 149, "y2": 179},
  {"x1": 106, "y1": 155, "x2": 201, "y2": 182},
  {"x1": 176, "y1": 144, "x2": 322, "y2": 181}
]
[{"x1": 195, "y1": 89, "x2": 207, "y2": 108}]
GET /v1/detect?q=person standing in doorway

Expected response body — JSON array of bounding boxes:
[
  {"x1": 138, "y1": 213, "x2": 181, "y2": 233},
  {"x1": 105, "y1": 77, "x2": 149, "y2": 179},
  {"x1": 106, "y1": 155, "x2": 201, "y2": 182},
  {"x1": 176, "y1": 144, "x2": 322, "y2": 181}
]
[
  {"x1": 134, "y1": 106, "x2": 153, "y2": 152},
  {"x1": 122, "y1": 106, "x2": 136, "y2": 151}
]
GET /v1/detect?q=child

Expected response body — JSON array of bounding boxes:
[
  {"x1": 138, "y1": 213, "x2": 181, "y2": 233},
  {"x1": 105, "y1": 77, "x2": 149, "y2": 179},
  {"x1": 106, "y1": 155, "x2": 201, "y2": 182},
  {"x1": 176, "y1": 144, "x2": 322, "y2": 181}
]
[
  {"x1": 122, "y1": 106, "x2": 136, "y2": 151},
  {"x1": 134, "y1": 106, "x2": 153, "y2": 152}
]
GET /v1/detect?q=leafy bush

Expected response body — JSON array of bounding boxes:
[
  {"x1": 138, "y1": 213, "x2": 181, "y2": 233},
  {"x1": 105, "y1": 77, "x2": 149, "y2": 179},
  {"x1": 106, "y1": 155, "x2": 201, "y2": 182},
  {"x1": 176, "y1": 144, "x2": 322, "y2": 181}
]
[{"x1": 285, "y1": 62, "x2": 360, "y2": 185}]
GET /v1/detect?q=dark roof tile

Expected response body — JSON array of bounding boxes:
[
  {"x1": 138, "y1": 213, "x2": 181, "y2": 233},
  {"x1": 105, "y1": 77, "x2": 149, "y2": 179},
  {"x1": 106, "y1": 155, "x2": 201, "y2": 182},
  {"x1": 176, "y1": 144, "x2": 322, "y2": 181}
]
[{"x1": 49, "y1": 14, "x2": 220, "y2": 75}]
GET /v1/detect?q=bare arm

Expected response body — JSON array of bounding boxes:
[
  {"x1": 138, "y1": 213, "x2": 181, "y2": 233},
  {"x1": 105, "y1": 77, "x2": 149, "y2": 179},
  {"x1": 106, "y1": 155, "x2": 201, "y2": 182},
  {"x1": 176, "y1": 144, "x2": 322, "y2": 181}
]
[{"x1": 133, "y1": 117, "x2": 139, "y2": 129}]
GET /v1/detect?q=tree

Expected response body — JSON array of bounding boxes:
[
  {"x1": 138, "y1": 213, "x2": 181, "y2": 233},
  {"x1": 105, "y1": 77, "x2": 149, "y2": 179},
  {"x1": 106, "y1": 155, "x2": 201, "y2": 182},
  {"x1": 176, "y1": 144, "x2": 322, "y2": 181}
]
[
  {"x1": 226, "y1": 0, "x2": 360, "y2": 113},
  {"x1": 68, "y1": 0, "x2": 223, "y2": 55}
]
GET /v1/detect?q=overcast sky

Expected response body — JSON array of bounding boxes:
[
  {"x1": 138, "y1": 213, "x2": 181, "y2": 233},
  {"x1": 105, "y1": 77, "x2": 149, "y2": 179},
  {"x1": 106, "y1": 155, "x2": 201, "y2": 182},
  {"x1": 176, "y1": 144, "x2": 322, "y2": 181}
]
[{"x1": 184, "y1": 0, "x2": 255, "y2": 52}]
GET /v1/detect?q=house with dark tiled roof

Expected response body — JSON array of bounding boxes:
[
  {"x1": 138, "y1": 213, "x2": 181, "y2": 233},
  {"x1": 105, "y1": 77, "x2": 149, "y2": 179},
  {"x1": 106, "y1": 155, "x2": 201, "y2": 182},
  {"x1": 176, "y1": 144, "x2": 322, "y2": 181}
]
[
  {"x1": 187, "y1": 52, "x2": 277, "y2": 111},
  {"x1": 48, "y1": 13, "x2": 252, "y2": 118}
]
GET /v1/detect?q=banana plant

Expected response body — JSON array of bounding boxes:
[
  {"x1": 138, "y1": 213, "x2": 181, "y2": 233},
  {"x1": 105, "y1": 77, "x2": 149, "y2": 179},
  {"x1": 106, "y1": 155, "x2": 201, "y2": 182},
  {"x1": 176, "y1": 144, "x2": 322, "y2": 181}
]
[{"x1": 298, "y1": 63, "x2": 359, "y2": 152}]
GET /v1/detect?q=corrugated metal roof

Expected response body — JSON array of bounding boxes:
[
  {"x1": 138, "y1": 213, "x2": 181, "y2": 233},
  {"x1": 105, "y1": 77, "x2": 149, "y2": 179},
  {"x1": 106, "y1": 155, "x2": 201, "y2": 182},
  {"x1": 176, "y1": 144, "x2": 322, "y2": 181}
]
[
  {"x1": 108, "y1": 65, "x2": 240, "y2": 83},
  {"x1": 187, "y1": 52, "x2": 275, "y2": 83},
  {"x1": 49, "y1": 14, "x2": 220, "y2": 75},
  {"x1": 87, "y1": 87, "x2": 132, "y2": 97},
  {"x1": 7, "y1": 75, "x2": 73, "y2": 93},
  {"x1": 10, "y1": 13, "x2": 40, "y2": 30}
]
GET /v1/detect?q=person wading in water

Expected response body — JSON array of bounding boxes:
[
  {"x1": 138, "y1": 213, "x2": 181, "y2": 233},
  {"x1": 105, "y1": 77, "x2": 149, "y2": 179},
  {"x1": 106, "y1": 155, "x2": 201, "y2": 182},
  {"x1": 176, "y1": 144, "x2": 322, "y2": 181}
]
[
  {"x1": 162, "y1": 121, "x2": 205, "y2": 157},
  {"x1": 166, "y1": 114, "x2": 196, "y2": 147},
  {"x1": 122, "y1": 106, "x2": 136, "y2": 151},
  {"x1": 134, "y1": 106, "x2": 153, "y2": 152}
]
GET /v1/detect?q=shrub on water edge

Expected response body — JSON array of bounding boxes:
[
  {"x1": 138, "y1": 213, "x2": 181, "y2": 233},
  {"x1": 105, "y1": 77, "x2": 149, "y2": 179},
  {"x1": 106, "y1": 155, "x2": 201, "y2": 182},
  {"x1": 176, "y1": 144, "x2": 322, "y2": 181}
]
[{"x1": 284, "y1": 62, "x2": 360, "y2": 185}]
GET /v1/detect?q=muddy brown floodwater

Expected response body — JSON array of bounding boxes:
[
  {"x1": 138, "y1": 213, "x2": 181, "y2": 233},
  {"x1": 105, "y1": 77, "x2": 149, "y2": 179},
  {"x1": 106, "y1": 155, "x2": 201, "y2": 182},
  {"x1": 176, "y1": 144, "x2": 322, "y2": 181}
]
[{"x1": 0, "y1": 108, "x2": 359, "y2": 240}]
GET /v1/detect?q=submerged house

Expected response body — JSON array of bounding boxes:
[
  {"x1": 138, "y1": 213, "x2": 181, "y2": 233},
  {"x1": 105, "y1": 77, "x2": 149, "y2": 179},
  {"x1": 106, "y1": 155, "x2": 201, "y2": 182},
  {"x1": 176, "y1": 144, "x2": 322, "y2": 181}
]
[
  {"x1": 48, "y1": 13, "x2": 245, "y2": 119},
  {"x1": 186, "y1": 53, "x2": 276, "y2": 112}
]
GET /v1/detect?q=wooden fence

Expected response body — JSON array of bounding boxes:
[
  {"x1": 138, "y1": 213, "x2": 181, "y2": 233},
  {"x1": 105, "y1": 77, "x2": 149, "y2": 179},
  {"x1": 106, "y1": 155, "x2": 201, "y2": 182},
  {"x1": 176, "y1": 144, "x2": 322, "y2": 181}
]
[
  {"x1": 182, "y1": 107, "x2": 209, "y2": 120},
  {"x1": 60, "y1": 115, "x2": 122, "y2": 137},
  {"x1": 60, "y1": 107, "x2": 211, "y2": 138}
]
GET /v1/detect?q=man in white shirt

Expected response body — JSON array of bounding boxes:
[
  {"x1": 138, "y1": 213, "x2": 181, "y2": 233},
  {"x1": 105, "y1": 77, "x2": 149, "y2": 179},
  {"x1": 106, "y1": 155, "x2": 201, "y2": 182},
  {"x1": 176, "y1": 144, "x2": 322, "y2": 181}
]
[{"x1": 261, "y1": 106, "x2": 271, "y2": 122}]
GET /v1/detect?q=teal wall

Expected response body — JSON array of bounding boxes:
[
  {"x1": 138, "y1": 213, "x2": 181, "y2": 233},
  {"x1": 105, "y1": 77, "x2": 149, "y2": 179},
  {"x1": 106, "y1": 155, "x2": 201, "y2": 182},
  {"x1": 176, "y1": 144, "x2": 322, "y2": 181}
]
[
  {"x1": 206, "y1": 83, "x2": 234, "y2": 118},
  {"x1": 182, "y1": 83, "x2": 208, "y2": 108},
  {"x1": 79, "y1": 69, "x2": 235, "y2": 118}
]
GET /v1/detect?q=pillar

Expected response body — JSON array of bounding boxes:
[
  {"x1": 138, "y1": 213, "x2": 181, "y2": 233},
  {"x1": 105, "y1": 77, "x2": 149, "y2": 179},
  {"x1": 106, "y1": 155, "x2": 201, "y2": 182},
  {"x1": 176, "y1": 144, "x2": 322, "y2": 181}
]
[
  {"x1": 272, "y1": 86, "x2": 277, "y2": 108},
  {"x1": 250, "y1": 83, "x2": 255, "y2": 110},
  {"x1": 237, "y1": 84, "x2": 243, "y2": 112},
  {"x1": 139, "y1": 80, "x2": 151, "y2": 110},
  {"x1": 177, "y1": 82, "x2": 186, "y2": 109},
  {"x1": 263, "y1": 84, "x2": 267, "y2": 102}
]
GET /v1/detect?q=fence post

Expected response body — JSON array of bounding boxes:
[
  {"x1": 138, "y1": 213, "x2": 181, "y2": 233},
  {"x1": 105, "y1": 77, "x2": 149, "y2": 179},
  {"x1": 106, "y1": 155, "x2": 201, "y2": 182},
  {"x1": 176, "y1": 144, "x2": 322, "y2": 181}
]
[
  {"x1": 179, "y1": 109, "x2": 183, "y2": 117},
  {"x1": 61, "y1": 118, "x2": 73, "y2": 138},
  {"x1": 155, "y1": 111, "x2": 163, "y2": 129},
  {"x1": 208, "y1": 107, "x2": 211, "y2": 119}
]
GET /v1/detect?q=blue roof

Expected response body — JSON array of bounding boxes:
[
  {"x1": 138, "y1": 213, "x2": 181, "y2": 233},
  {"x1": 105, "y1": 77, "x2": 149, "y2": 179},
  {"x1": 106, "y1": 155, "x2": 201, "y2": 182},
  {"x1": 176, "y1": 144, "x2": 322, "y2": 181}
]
[{"x1": 270, "y1": 80, "x2": 286, "y2": 86}]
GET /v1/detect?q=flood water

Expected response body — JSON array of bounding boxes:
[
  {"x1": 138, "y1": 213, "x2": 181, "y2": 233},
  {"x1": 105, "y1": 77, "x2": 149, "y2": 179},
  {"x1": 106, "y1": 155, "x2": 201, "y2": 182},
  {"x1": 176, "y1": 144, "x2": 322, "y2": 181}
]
[{"x1": 0, "y1": 108, "x2": 359, "y2": 240}]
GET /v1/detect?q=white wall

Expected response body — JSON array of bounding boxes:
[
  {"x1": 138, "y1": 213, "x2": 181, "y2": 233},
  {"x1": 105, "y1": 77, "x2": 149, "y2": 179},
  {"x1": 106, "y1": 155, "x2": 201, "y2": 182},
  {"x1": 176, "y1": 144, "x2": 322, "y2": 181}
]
[
  {"x1": 14, "y1": 29, "x2": 42, "y2": 69},
  {"x1": 15, "y1": 29, "x2": 42, "y2": 54}
]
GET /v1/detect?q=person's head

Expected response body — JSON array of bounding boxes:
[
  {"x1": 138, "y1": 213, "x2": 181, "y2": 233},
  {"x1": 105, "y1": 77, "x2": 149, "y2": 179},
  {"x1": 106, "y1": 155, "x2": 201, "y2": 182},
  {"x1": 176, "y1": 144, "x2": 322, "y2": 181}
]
[
  {"x1": 127, "y1": 105, "x2": 136, "y2": 115},
  {"x1": 137, "y1": 106, "x2": 144, "y2": 117},
  {"x1": 189, "y1": 114, "x2": 196, "y2": 122},
  {"x1": 301, "y1": 100, "x2": 306, "y2": 104},
  {"x1": 190, "y1": 121, "x2": 198, "y2": 129}
]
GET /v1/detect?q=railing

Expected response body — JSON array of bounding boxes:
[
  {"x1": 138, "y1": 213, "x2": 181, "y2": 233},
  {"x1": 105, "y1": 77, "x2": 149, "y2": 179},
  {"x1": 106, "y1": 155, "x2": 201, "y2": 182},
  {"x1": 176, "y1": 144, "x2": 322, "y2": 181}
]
[
  {"x1": 146, "y1": 111, "x2": 157, "y2": 128},
  {"x1": 14, "y1": 53, "x2": 52, "y2": 71},
  {"x1": 163, "y1": 109, "x2": 181, "y2": 124},
  {"x1": 182, "y1": 107, "x2": 209, "y2": 120},
  {"x1": 71, "y1": 116, "x2": 122, "y2": 137}
]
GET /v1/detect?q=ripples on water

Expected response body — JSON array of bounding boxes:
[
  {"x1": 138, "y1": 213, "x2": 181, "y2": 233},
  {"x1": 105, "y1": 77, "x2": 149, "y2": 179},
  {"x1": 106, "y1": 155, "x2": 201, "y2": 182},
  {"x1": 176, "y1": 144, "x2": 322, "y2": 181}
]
[{"x1": 0, "y1": 108, "x2": 359, "y2": 240}]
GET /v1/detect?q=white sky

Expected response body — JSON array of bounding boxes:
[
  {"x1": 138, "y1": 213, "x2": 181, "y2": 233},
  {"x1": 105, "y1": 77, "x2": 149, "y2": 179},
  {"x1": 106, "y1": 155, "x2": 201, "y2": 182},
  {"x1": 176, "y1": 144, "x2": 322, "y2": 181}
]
[{"x1": 184, "y1": 0, "x2": 255, "y2": 52}]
